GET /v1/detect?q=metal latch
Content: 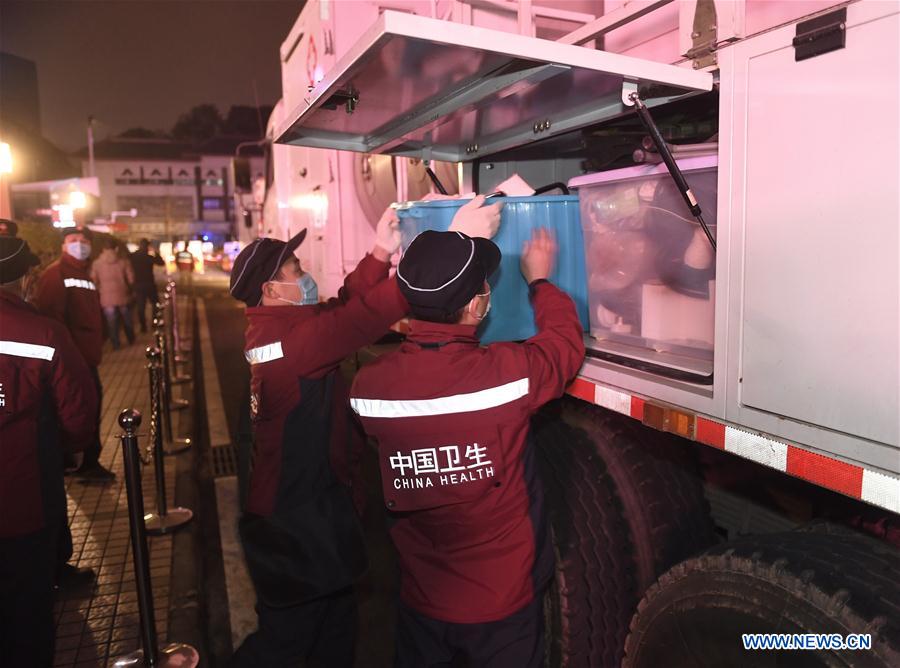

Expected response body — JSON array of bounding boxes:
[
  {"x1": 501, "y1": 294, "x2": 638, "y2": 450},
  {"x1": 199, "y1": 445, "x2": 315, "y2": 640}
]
[
  {"x1": 793, "y1": 7, "x2": 846, "y2": 62},
  {"x1": 685, "y1": 0, "x2": 718, "y2": 70},
  {"x1": 321, "y1": 88, "x2": 359, "y2": 114}
]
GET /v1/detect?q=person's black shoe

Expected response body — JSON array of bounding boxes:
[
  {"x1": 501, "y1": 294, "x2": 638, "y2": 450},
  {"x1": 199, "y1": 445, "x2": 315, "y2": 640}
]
[
  {"x1": 55, "y1": 563, "x2": 96, "y2": 590},
  {"x1": 75, "y1": 462, "x2": 116, "y2": 483}
]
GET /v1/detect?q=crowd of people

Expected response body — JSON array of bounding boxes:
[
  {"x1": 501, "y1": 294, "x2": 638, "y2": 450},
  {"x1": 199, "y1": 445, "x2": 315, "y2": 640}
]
[
  {"x1": 1, "y1": 194, "x2": 586, "y2": 667},
  {"x1": 0, "y1": 220, "x2": 166, "y2": 666}
]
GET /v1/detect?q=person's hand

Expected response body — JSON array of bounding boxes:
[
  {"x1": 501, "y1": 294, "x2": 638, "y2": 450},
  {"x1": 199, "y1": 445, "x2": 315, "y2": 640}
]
[
  {"x1": 374, "y1": 207, "x2": 401, "y2": 259},
  {"x1": 521, "y1": 228, "x2": 557, "y2": 284},
  {"x1": 448, "y1": 194, "x2": 503, "y2": 239}
]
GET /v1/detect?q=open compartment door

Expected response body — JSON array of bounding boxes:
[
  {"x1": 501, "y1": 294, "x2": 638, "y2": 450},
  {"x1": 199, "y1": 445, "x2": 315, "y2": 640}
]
[{"x1": 274, "y1": 10, "x2": 713, "y2": 161}]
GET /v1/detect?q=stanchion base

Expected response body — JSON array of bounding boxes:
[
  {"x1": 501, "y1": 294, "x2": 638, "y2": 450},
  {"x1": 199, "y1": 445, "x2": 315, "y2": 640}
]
[
  {"x1": 164, "y1": 437, "x2": 191, "y2": 455},
  {"x1": 171, "y1": 375, "x2": 193, "y2": 385},
  {"x1": 144, "y1": 508, "x2": 193, "y2": 535},
  {"x1": 112, "y1": 643, "x2": 200, "y2": 667},
  {"x1": 170, "y1": 399, "x2": 190, "y2": 410}
]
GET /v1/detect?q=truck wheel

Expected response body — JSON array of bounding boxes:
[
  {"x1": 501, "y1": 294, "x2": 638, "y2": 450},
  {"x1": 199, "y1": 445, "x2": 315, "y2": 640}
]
[
  {"x1": 533, "y1": 413, "x2": 634, "y2": 668},
  {"x1": 560, "y1": 399, "x2": 716, "y2": 593},
  {"x1": 624, "y1": 524, "x2": 900, "y2": 668}
]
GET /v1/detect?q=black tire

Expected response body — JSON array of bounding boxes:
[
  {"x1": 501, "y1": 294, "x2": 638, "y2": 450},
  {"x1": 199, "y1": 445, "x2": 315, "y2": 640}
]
[
  {"x1": 559, "y1": 399, "x2": 716, "y2": 594},
  {"x1": 533, "y1": 413, "x2": 635, "y2": 668},
  {"x1": 624, "y1": 523, "x2": 900, "y2": 668}
]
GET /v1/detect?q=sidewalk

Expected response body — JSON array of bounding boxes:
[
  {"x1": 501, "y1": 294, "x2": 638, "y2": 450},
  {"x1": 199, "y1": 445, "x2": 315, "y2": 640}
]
[{"x1": 52, "y1": 300, "x2": 193, "y2": 668}]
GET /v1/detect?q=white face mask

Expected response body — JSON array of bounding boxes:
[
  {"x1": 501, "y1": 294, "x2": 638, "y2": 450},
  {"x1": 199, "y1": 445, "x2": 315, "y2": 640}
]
[
  {"x1": 66, "y1": 241, "x2": 92, "y2": 261},
  {"x1": 469, "y1": 288, "x2": 492, "y2": 321}
]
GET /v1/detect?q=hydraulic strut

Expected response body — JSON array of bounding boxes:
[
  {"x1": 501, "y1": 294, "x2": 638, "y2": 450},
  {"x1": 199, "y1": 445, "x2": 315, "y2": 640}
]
[{"x1": 628, "y1": 92, "x2": 717, "y2": 252}]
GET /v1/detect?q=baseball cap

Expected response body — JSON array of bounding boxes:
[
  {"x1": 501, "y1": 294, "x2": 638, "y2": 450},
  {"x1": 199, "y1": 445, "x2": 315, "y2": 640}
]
[
  {"x1": 229, "y1": 229, "x2": 308, "y2": 306},
  {"x1": 60, "y1": 226, "x2": 93, "y2": 242},
  {"x1": 397, "y1": 230, "x2": 501, "y2": 319},
  {"x1": 0, "y1": 219, "x2": 18, "y2": 237},
  {"x1": 0, "y1": 236, "x2": 40, "y2": 284}
]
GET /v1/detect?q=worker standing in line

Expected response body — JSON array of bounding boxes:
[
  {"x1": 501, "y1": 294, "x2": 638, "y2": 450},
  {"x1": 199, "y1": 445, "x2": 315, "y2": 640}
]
[
  {"x1": 33, "y1": 227, "x2": 113, "y2": 482},
  {"x1": 350, "y1": 228, "x2": 585, "y2": 667},
  {"x1": 0, "y1": 236, "x2": 98, "y2": 668}
]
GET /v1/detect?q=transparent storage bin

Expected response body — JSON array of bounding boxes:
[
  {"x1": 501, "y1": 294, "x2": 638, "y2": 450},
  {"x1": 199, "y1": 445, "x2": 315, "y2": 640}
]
[
  {"x1": 569, "y1": 155, "x2": 717, "y2": 379},
  {"x1": 397, "y1": 196, "x2": 589, "y2": 343}
]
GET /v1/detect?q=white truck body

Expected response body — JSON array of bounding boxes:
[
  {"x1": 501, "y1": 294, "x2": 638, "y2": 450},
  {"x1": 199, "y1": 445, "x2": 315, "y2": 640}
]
[{"x1": 264, "y1": 0, "x2": 899, "y2": 515}]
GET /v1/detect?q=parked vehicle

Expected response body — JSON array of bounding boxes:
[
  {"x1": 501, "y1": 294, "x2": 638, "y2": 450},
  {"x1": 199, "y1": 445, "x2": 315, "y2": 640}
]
[{"x1": 262, "y1": 1, "x2": 900, "y2": 665}]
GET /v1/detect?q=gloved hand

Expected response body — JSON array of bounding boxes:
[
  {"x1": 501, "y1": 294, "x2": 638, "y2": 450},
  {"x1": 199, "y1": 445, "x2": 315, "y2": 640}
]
[
  {"x1": 448, "y1": 194, "x2": 503, "y2": 239},
  {"x1": 375, "y1": 207, "x2": 402, "y2": 255},
  {"x1": 521, "y1": 228, "x2": 557, "y2": 284}
]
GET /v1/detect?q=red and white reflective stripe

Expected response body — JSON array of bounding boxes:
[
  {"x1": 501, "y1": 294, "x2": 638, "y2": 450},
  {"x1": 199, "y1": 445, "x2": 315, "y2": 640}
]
[
  {"x1": 566, "y1": 377, "x2": 900, "y2": 515},
  {"x1": 0, "y1": 340, "x2": 56, "y2": 361},
  {"x1": 351, "y1": 378, "x2": 529, "y2": 418},
  {"x1": 63, "y1": 278, "x2": 96, "y2": 290},
  {"x1": 245, "y1": 342, "x2": 284, "y2": 365}
]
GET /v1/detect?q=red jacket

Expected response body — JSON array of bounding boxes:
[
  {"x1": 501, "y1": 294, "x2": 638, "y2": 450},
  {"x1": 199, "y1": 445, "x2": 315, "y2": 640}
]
[
  {"x1": 0, "y1": 290, "x2": 98, "y2": 538},
  {"x1": 350, "y1": 281, "x2": 585, "y2": 623},
  {"x1": 243, "y1": 253, "x2": 408, "y2": 516},
  {"x1": 34, "y1": 253, "x2": 104, "y2": 367},
  {"x1": 238, "y1": 254, "x2": 409, "y2": 606}
]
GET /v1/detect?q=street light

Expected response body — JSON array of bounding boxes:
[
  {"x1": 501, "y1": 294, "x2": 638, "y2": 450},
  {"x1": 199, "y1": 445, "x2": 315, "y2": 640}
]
[
  {"x1": 110, "y1": 208, "x2": 138, "y2": 223},
  {"x1": 69, "y1": 190, "x2": 87, "y2": 209},
  {"x1": 0, "y1": 142, "x2": 11, "y2": 174}
]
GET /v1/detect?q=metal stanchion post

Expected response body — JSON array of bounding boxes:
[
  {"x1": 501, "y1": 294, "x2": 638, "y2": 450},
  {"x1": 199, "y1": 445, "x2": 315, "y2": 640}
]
[
  {"x1": 144, "y1": 347, "x2": 192, "y2": 534},
  {"x1": 154, "y1": 317, "x2": 191, "y2": 454},
  {"x1": 113, "y1": 409, "x2": 199, "y2": 668},
  {"x1": 163, "y1": 287, "x2": 191, "y2": 385}
]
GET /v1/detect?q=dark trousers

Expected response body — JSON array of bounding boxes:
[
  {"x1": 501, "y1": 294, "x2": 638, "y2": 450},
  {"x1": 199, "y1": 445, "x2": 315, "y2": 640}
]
[
  {"x1": 102, "y1": 305, "x2": 135, "y2": 349},
  {"x1": 134, "y1": 284, "x2": 158, "y2": 332},
  {"x1": 229, "y1": 587, "x2": 357, "y2": 668},
  {"x1": 81, "y1": 366, "x2": 103, "y2": 468},
  {"x1": 394, "y1": 596, "x2": 545, "y2": 668},
  {"x1": 0, "y1": 527, "x2": 57, "y2": 668}
]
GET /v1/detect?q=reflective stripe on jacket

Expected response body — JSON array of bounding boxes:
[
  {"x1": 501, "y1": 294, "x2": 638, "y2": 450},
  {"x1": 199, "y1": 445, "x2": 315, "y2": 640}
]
[
  {"x1": 0, "y1": 290, "x2": 98, "y2": 538},
  {"x1": 350, "y1": 281, "x2": 585, "y2": 623},
  {"x1": 34, "y1": 254, "x2": 104, "y2": 367}
]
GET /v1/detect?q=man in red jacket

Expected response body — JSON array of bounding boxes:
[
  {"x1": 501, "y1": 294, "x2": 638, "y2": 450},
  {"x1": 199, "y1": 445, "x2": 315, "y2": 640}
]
[
  {"x1": 33, "y1": 227, "x2": 113, "y2": 482},
  {"x1": 0, "y1": 236, "x2": 98, "y2": 668},
  {"x1": 227, "y1": 208, "x2": 409, "y2": 668},
  {"x1": 350, "y1": 228, "x2": 585, "y2": 667}
]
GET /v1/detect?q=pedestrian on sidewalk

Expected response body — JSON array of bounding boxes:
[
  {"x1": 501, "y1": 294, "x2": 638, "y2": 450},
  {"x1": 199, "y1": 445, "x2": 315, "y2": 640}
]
[
  {"x1": 226, "y1": 208, "x2": 410, "y2": 668},
  {"x1": 350, "y1": 229, "x2": 585, "y2": 668},
  {"x1": 129, "y1": 238, "x2": 164, "y2": 333},
  {"x1": 34, "y1": 227, "x2": 114, "y2": 483},
  {"x1": 91, "y1": 238, "x2": 136, "y2": 350},
  {"x1": 0, "y1": 235, "x2": 98, "y2": 668},
  {"x1": 175, "y1": 245, "x2": 194, "y2": 294}
]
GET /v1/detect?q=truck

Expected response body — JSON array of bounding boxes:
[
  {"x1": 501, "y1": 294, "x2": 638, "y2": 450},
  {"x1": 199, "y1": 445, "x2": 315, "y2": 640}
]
[{"x1": 259, "y1": 1, "x2": 899, "y2": 665}]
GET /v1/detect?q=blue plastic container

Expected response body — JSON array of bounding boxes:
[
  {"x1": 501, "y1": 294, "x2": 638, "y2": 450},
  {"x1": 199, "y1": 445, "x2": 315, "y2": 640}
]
[{"x1": 397, "y1": 196, "x2": 589, "y2": 343}]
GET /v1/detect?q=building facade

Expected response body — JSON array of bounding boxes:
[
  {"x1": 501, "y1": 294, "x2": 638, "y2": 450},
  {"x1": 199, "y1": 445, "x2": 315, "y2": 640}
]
[{"x1": 80, "y1": 138, "x2": 265, "y2": 245}]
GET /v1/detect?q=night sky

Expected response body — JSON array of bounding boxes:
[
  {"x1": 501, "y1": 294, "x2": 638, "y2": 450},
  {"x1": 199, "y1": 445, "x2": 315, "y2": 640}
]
[{"x1": 0, "y1": 0, "x2": 304, "y2": 151}]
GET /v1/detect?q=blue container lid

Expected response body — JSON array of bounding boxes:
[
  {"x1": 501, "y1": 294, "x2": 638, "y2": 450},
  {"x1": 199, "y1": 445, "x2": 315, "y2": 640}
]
[{"x1": 397, "y1": 194, "x2": 580, "y2": 213}]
